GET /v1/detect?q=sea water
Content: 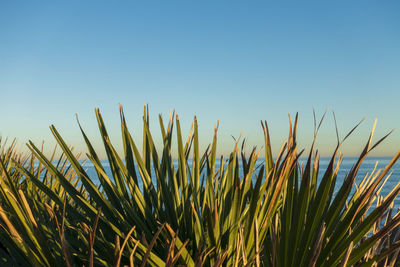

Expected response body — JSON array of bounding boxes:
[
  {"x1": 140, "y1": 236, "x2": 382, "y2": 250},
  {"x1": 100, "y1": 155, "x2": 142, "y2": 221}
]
[{"x1": 82, "y1": 157, "x2": 400, "y2": 207}]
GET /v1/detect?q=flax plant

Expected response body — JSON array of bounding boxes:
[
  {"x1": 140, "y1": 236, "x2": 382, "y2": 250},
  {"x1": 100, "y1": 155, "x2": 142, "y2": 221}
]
[
  {"x1": 1, "y1": 106, "x2": 400, "y2": 266},
  {"x1": 264, "y1": 114, "x2": 400, "y2": 267},
  {"x1": 0, "y1": 139, "x2": 169, "y2": 266}
]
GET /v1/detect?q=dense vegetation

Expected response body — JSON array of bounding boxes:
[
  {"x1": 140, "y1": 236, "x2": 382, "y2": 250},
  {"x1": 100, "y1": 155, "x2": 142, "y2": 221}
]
[{"x1": 1, "y1": 105, "x2": 400, "y2": 266}]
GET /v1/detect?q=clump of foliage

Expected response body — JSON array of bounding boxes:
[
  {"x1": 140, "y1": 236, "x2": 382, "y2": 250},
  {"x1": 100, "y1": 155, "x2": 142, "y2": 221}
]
[{"x1": 1, "y1": 106, "x2": 400, "y2": 266}]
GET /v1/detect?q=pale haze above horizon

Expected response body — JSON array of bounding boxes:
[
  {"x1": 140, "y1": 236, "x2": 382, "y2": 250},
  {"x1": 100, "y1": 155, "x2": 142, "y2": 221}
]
[{"x1": 1, "y1": 1, "x2": 399, "y2": 159}]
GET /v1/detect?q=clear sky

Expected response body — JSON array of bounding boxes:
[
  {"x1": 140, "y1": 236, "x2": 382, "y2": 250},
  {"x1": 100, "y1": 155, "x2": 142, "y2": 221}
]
[{"x1": 1, "y1": 1, "x2": 399, "y2": 159}]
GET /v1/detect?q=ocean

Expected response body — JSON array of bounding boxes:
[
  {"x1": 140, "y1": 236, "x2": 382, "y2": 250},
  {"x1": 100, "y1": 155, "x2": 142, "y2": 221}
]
[{"x1": 82, "y1": 156, "x2": 400, "y2": 207}]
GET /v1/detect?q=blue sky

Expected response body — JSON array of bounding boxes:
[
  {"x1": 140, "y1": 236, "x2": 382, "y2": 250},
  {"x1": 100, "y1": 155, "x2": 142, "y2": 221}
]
[{"x1": 1, "y1": 1, "x2": 399, "y2": 158}]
